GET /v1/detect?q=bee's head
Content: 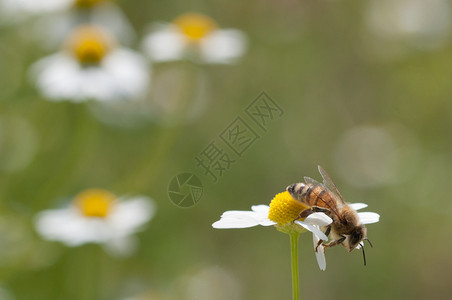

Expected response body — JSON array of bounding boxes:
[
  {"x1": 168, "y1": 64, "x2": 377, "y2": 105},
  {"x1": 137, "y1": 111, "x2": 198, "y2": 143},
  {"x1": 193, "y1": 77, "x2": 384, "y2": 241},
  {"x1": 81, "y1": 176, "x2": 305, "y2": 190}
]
[{"x1": 346, "y1": 225, "x2": 367, "y2": 252}]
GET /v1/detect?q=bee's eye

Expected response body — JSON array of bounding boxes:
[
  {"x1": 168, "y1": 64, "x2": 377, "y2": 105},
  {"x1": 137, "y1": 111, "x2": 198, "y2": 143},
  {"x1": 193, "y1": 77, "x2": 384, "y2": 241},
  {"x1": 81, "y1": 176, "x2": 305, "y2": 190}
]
[{"x1": 351, "y1": 231, "x2": 362, "y2": 244}]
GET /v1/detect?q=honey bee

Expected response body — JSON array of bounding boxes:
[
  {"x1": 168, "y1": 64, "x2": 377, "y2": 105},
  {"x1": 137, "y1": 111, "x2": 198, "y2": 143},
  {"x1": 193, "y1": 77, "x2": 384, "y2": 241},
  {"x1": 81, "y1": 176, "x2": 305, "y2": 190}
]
[{"x1": 287, "y1": 166, "x2": 372, "y2": 264}]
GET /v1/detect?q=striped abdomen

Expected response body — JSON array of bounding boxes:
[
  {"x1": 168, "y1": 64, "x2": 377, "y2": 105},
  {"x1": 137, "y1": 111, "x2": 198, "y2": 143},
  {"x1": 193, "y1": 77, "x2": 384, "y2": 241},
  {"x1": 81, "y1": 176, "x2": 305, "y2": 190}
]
[{"x1": 287, "y1": 182, "x2": 341, "y2": 213}]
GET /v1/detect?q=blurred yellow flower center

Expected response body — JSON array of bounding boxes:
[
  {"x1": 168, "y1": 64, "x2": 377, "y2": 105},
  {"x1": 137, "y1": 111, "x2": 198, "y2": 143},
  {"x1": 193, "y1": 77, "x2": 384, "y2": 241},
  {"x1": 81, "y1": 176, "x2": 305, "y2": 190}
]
[
  {"x1": 65, "y1": 25, "x2": 114, "y2": 64},
  {"x1": 173, "y1": 13, "x2": 217, "y2": 40},
  {"x1": 74, "y1": 0, "x2": 105, "y2": 8},
  {"x1": 268, "y1": 191, "x2": 309, "y2": 225},
  {"x1": 74, "y1": 189, "x2": 116, "y2": 218}
]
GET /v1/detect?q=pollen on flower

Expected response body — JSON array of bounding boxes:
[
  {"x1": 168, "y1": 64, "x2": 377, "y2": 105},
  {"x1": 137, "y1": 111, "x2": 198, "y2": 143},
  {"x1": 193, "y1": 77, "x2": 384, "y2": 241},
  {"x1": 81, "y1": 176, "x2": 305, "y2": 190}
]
[
  {"x1": 173, "y1": 13, "x2": 217, "y2": 40},
  {"x1": 64, "y1": 25, "x2": 115, "y2": 64},
  {"x1": 74, "y1": 189, "x2": 116, "y2": 218},
  {"x1": 268, "y1": 191, "x2": 310, "y2": 225},
  {"x1": 74, "y1": 0, "x2": 105, "y2": 8}
]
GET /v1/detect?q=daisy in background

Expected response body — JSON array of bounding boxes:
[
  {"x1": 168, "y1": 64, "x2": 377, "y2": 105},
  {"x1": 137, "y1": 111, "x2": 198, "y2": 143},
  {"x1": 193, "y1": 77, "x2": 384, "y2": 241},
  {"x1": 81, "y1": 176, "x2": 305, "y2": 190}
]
[
  {"x1": 35, "y1": 189, "x2": 155, "y2": 256},
  {"x1": 142, "y1": 13, "x2": 247, "y2": 64},
  {"x1": 0, "y1": 0, "x2": 72, "y2": 22},
  {"x1": 365, "y1": 0, "x2": 451, "y2": 57},
  {"x1": 1, "y1": 0, "x2": 133, "y2": 42},
  {"x1": 30, "y1": 24, "x2": 150, "y2": 103},
  {"x1": 0, "y1": 0, "x2": 105, "y2": 16},
  {"x1": 36, "y1": 0, "x2": 136, "y2": 48}
]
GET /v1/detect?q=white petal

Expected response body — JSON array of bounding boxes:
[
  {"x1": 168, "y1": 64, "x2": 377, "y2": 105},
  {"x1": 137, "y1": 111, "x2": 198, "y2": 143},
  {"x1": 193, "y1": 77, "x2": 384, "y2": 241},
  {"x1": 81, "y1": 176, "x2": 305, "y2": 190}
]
[
  {"x1": 34, "y1": 3, "x2": 135, "y2": 50},
  {"x1": 102, "y1": 49, "x2": 151, "y2": 100},
  {"x1": 35, "y1": 197, "x2": 155, "y2": 247},
  {"x1": 250, "y1": 205, "x2": 275, "y2": 226},
  {"x1": 251, "y1": 205, "x2": 270, "y2": 214},
  {"x1": 30, "y1": 53, "x2": 114, "y2": 102},
  {"x1": 313, "y1": 232, "x2": 327, "y2": 271},
  {"x1": 0, "y1": 0, "x2": 71, "y2": 16},
  {"x1": 200, "y1": 29, "x2": 247, "y2": 64},
  {"x1": 356, "y1": 241, "x2": 364, "y2": 250},
  {"x1": 304, "y1": 212, "x2": 333, "y2": 226},
  {"x1": 357, "y1": 212, "x2": 380, "y2": 224},
  {"x1": 34, "y1": 208, "x2": 114, "y2": 246},
  {"x1": 348, "y1": 203, "x2": 368, "y2": 211},
  {"x1": 212, "y1": 216, "x2": 259, "y2": 229},
  {"x1": 259, "y1": 219, "x2": 277, "y2": 226},
  {"x1": 77, "y1": 67, "x2": 117, "y2": 101},
  {"x1": 212, "y1": 207, "x2": 275, "y2": 229},
  {"x1": 142, "y1": 25, "x2": 187, "y2": 62},
  {"x1": 30, "y1": 54, "x2": 85, "y2": 102},
  {"x1": 295, "y1": 221, "x2": 328, "y2": 241},
  {"x1": 90, "y1": 2, "x2": 136, "y2": 45},
  {"x1": 107, "y1": 196, "x2": 155, "y2": 235},
  {"x1": 30, "y1": 49, "x2": 150, "y2": 102}
]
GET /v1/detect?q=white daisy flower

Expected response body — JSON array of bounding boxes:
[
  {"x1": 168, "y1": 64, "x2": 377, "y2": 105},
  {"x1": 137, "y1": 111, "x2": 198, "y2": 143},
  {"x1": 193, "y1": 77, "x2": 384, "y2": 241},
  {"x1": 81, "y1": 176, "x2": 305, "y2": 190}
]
[
  {"x1": 34, "y1": 0, "x2": 136, "y2": 48},
  {"x1": 0, "y1": 0, "x2": 72, "y2": 20},
  {"x1": 142, "y1": 13, "x2": 247, "y2": 64},
  {"x1": 212, "y1": 191, "x2": 333, "y2": 270},
  {"x1": 0, "y1": 0, "x2": 110, "y2": 19},
  {"x1": 34, "y1": 189, "x2": 155, "y2": 256},
  {"x1": 30, "y1": 25, "x2": 150, "y2": 102}
]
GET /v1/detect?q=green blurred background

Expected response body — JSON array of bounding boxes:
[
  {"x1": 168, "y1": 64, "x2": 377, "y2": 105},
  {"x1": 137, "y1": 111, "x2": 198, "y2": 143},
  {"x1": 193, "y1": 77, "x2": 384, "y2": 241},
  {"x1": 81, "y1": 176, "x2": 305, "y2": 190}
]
[{"x1": 1, "y1": 0, "x2": 452, "y2": 299}]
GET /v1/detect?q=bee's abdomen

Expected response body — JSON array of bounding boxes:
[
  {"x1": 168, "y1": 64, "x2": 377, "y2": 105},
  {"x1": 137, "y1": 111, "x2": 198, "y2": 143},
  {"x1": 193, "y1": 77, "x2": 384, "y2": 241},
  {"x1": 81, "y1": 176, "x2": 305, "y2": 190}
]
[{"x1": 287, "y1": 183, "x2": 333, "y2": 209}]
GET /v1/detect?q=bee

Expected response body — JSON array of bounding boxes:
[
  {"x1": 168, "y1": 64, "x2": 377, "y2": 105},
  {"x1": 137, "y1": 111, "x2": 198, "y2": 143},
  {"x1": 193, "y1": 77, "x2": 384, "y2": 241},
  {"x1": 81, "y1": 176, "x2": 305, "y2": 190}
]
[{"x1": 287, "y1": 166, "x2": 372, "y2": 264}]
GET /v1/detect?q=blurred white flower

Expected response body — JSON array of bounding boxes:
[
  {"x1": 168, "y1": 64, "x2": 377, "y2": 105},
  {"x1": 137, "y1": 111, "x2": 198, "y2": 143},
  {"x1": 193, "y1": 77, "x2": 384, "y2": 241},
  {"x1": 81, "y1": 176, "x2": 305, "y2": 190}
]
[
  {"x1": 30, "y1": 25, "x2": 150, "y2": 102},
  {"x1": 35, "y1": 0, "x2": 136, "y2": 48},
  {"x1": 366, "y1": 0, "x2": 451, "y2": 50},
  {"x1": 0, "y1": 0, "x2": 72, "y2": 20},
  {"x1": 0, "y1": 0, "x2": 111, "y2": 19},
  {"x1": 142, "y1": 13, "x2": 247, "y2": 64},
  {"x1": 35, "y1": 189, "x2": 155, "y2": 256},
  {"x1": 212, "y1": 191, "x2": 334, "y2": 270}
]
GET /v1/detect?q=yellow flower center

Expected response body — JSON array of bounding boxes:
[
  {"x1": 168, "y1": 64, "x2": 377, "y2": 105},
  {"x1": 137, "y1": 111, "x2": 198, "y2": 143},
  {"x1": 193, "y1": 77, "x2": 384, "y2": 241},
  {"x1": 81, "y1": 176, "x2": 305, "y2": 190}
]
[
  {"x1": 74, "y1": 189, "x2": 116, "y2": 218},
  {"x1": 268, "y1": 191, "x2": 310, "y2": 225},
  {"x1": 173, "y1": 13, "x2": 217, "y2": 40},
  {"x1": 74, "y1": 0, "x2": 106, "y2": 8},
  {"x1": 64, "y1": 25, "x2": 115, "y2": 64}
]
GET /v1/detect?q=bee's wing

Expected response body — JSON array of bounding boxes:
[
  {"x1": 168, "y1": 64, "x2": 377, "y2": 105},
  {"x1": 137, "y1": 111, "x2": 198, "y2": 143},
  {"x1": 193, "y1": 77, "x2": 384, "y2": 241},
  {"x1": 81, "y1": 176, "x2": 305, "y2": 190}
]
[
  {"x1": 303, "y1": 176, "x2": 322, "y2": 187},
  {"x1": 304, "y1": 175, "x2": 343, "y2": 220},
  {"x1": 318, "y1": 165, "x2": 346, "y2": 205}
]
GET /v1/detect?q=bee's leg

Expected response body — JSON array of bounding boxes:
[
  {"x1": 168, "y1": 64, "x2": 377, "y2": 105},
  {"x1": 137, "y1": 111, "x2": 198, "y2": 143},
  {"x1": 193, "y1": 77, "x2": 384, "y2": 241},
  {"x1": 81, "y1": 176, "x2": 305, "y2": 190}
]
[
  {"x1": 324, "y1": 226, "x2": 331, "y2": 237},
  {"x1": 322, "y1": 236, "x2": 346, "y2": 248},
  {"x1": 297, "y1": 206, "x2": 332, "y2": 220},
  {"x1": 311, "y1": 206, "x2": 332, "y2": 215},
  {"x1": 315, "y1": 226, "x2": 331, "y2": 252},
  {"x1": 298, "y1": 208, "x2": 313, "y2": 219}
]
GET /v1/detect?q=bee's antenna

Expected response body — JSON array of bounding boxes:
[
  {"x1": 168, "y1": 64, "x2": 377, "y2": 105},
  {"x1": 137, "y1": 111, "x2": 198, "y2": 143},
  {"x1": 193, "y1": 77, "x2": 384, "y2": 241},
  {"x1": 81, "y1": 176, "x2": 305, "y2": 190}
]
[
  {"x1": 361, "y1": 244, "x2": 367, "y2": 266},
  {"x1": 365, "y1": 238, "x2": 373, "y2": 248}
]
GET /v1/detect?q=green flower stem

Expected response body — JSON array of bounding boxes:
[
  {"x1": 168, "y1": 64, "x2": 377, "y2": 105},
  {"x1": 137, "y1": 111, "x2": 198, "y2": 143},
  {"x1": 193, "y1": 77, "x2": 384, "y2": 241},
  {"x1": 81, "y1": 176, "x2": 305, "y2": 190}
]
[
  {"x1": 81, "y1": 244, "x2": 101, "y2": 300},
  {"x1": 290, "y1": 232, "x2": 300, "y2": 300},
  {"x1": 33, "y1": 103, "x2": 95, "y2": 208}
]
